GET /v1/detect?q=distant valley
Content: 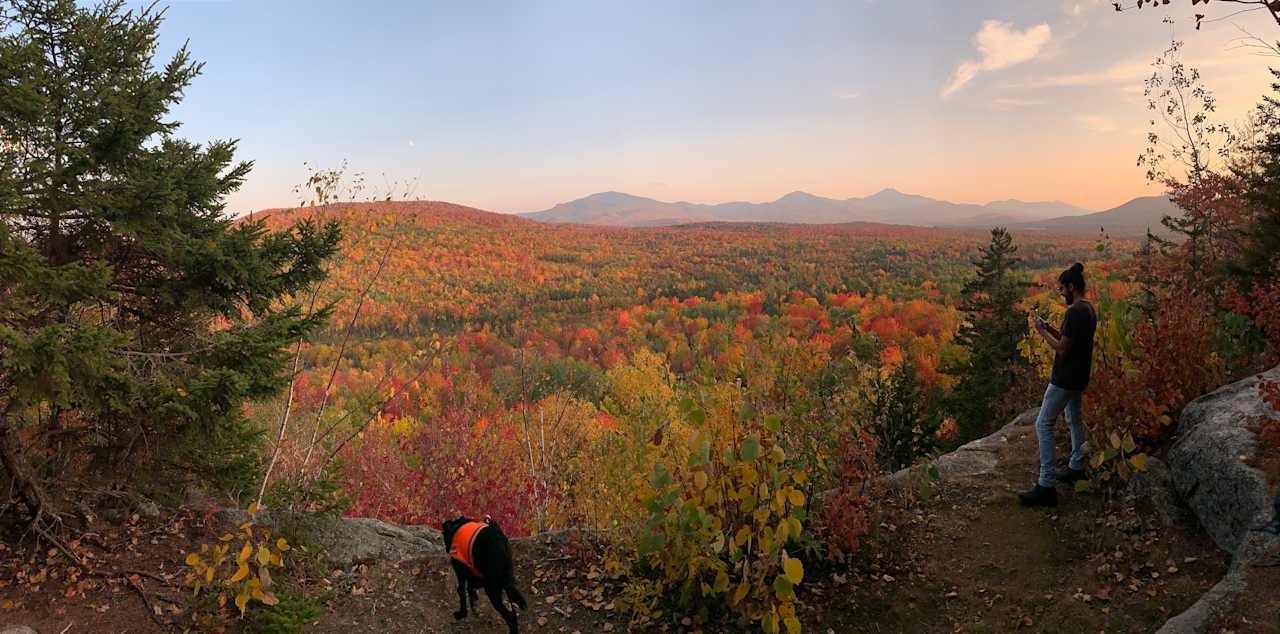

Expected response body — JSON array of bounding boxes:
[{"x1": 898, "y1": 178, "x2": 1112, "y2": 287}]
[{"x1": 521, "y1": 189, "x2": 1178, "y2": 236}]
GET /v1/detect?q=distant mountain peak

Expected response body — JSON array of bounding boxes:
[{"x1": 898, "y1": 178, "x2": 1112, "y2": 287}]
[
  {"x1": 522, "y1": 188, "x2": 1159, "y2": 232},
  {"x1": 865, "y1": 187, "x2": 927, "y2": 202},
  {"x1": 581, "y1": 191, "x2": 650, "y2": 202},
  {"x1": 778, "y1": 190, "x2": 822, "y2": 201}
]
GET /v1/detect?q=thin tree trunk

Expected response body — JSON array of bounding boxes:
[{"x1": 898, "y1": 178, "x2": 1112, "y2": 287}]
[
  {"x1": 301, "y1": 236, "x2": 395, "y2": 472},
  {"x1": 0, "y1": 419, "x2": 50, "y2": 519},
  {"x1": 255, "y1": 333, "x2": 306, "y2": 508},
  {"x1": 316, "y1": 360, "x2": 436, "y2": 474}
]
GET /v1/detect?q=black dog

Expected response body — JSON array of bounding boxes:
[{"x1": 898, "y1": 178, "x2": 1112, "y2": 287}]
[{"x1": 441, "y1": 515, "x2": 527, "y2": 633}]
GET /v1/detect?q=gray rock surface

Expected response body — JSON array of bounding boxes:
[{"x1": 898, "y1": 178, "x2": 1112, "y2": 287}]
[
  {"x1": 135, "y1": 498, "x2": 161, "y2": 518},
  {"x1": 883, "y1": 406, "x2": 1039, "y2": 487},
  {"x1": 1155, "y1": 530, "x2": 1280, "y2": 634},
  {"x1": 1155, "y1": 565, "x2": 1250, "y2": 634},
  {"x1": 306, "y1": 516, "x2": 444, "y2": 567},
  {"x1": 1124, "y1": 456, "x2": 1188, "y2": 528},
  {"x1": 0, "y1": 626, "x2": 38, "y2": 634},
  {"x1": 219, "y1": 509, "x2": 443, "y2": 568},
  {"x1": 1157, "y1": 365, "x2": 1280, "y2": 633},
  {"x1": 1167, "y1": 365, "x2": 1280, "y2": 554}
]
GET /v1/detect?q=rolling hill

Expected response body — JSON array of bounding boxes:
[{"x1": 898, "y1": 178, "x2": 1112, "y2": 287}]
[
  {"x1": 522, "y1": 189, "x2": 1176, "y2": 235},
  {"x1": 1009, "y1": 195, "x2": 1178, "y2": 236}
]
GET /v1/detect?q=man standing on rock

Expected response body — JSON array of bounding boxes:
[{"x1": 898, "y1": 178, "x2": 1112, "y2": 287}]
[{"x1": 1020, "y1": 262, "x2": 1097, "y2": 507}]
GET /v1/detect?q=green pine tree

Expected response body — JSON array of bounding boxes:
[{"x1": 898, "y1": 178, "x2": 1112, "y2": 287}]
[
  {"x1": 943, "y1": 227, "x2": 1030, "y2": 442},
  {"x1": 1230, "y1": 68, "x2": 1280, "y2": 285},
  {"x1": 0, "y1": 0, "x2": 341, "y2": 523},
  {"x1": 858, "y1": 357, "x2": 943, "y2": 473}
]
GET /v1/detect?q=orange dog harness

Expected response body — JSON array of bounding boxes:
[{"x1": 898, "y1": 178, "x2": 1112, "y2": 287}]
[{"x1": 449, "y1": 521, "x2": 487, "y2": 578}]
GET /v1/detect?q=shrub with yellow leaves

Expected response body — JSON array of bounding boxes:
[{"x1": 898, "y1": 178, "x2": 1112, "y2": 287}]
[
  {"x1": 627, "y1": 403, "x2": 807, "y2": 633},
  {"x1": 183, "y1": 503, "x2": 291, "y2": 619}
]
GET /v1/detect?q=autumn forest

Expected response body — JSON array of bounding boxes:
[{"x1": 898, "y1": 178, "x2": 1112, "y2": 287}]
[
  {"x1": 3, "y1": 1, "x2": 1280, "y2": 633},
  {"x1": 250, "y1": 199, "x2": 1123, "y2": 534}
]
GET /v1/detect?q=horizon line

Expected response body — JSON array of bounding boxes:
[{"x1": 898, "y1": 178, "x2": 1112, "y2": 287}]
[{"x1": 233, "y1": 187, "x2": 1169, "y2": 219}]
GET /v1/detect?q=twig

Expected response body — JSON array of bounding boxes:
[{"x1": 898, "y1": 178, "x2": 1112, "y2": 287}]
[
  {"x1": 124, "y1": 576, "x2": 168, "y2": 628},
  {"x1": 31, "y1": 519, "x2": 84, "y2": 568},
  {"x1": 89, "y1": 568, "x2": 168, "y2": 584},
  {"x1": 318, "y1": 359, "x2": 437, "y2": 472},
  {"x1": 301, "y1": 230, "x2": 398, "y2": 472},
  {"x1": 255, "y1": 312, "x2": 312, "y2": 508}
]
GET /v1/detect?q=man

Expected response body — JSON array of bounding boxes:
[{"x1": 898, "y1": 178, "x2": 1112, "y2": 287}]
[{"x1": 1020, "y1": 262, "x2": 1097, "y2": 507}]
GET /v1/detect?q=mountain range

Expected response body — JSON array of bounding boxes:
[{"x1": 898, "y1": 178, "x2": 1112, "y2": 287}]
[{"x1": 521, "y1": 189, "x2": 1177, "y2": 236}]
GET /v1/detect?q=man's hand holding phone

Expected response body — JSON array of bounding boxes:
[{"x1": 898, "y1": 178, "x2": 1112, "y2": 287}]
[{"x1": 1030, "y1": 310, "x2": 1046, "y2": 332}]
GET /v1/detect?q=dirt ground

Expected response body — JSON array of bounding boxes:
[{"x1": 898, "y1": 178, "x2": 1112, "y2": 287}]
[
  {"x1": 1213, "y1": 558, "x2": 1280, "y2": 634},
  {"x1": 310, "y1": 422, "x2": 1245, "y2": 633},
  {"x1": 1, "y1": 422, "x2": 1268, "y2": 633}
]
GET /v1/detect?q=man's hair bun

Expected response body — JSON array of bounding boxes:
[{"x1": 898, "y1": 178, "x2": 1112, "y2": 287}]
[{"x1": 1059, "y1": 262, "x2": 1087, "y2": 292}]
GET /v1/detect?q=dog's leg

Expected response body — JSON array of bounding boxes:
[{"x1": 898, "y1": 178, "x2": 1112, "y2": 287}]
[
  {"x1": 453, "y1": 570, "x2": 468, "y2": 620},
  {"x1": 469, "y1": 584, "x2": 479, "y2": 611},
  {"x1": 485, "y1": 583, "x2": 519, "y2": 634},
  {"x1": 505, "y1": 581, "x2": 527, "y2": 611}
]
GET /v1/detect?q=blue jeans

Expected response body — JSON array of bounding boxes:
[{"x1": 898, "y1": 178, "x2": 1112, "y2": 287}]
[{"x1": 1035, "y1": 384, "x2": 1087, "y2": 487}]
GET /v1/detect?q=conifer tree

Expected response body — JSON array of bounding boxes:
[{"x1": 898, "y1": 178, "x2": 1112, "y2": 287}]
[
  {"x1": 1231, "y1": 69, "x2": 1280, "y2": 284},
  {"x1": 1223, "y1": 68, "x2": 1280, "y2": 361},
  {"x1": 0, "y1": 0, "x2": 340, "y2": 525},
  {"x1": 944, "y1": 227, "x2": 1029, "y2": 441}
]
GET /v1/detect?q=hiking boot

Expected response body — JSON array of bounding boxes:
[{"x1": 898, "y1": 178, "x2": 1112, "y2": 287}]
[
  {"x1": 1018, "y1": 484, "x2": 1058, "y2": 507},
  {"x1": 1055, "y1": 467, "x2": 1087, "y2": 485}
]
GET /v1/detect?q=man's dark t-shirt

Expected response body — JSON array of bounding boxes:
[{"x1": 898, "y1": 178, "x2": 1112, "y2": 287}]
[{"x1": 1050, "y1": 299, "x2": 1097, "y2": 391}]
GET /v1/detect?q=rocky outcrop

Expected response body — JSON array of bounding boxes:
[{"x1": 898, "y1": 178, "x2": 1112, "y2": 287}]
[
  {"x1": 1157, "y1": 365, "x2": 1280, "y2": 634},
  {"x1": 220, "y1": 509, "x2": 443, "y2": 568},
  {"x1": 216, "y1": 510, "x2": 612, "y2": 570},
  {"x1": 1168, "y1": 365, "x2": 1280, "y2": 554},
  {"x1": 883, "y1": 406, "x2": 1040, "y2": 487},
  {"x1": 1123, "y1": 456, "x2": 1189, "y2": 528},
  {"x1": 303, "y1": 516, "x2": 443, "y2": 567}
]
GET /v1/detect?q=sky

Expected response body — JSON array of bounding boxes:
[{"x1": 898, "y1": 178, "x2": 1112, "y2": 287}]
[{"x1": 148, "y1": 0, "x2": 1280, "y2": 214}]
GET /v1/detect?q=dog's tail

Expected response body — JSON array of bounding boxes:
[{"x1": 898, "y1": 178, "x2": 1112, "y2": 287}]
[{"x1": 505, "y1": 582, "x2": 527, "y2": 611}]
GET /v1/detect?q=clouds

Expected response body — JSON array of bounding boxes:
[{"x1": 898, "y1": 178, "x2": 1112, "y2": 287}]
[
  {"x1": 993, "y1": 97, "x2": 1046, "y2": 108},
  {"x1": 1019, "y1": 59, "x2": 1151, "y2": 88},
  {"x1": 1020, "y1": 51, "x2": 1262, "y2": 90},
  {"x1": 942, "y1": 20, "x2": 1052, "y2": 98},
  {"x1": 1063, "y1": 0, "x2": 1104, "y2": 18},
  {"x1": 1074, "y1": 114, "x2": 1118, "y2": 132}
]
